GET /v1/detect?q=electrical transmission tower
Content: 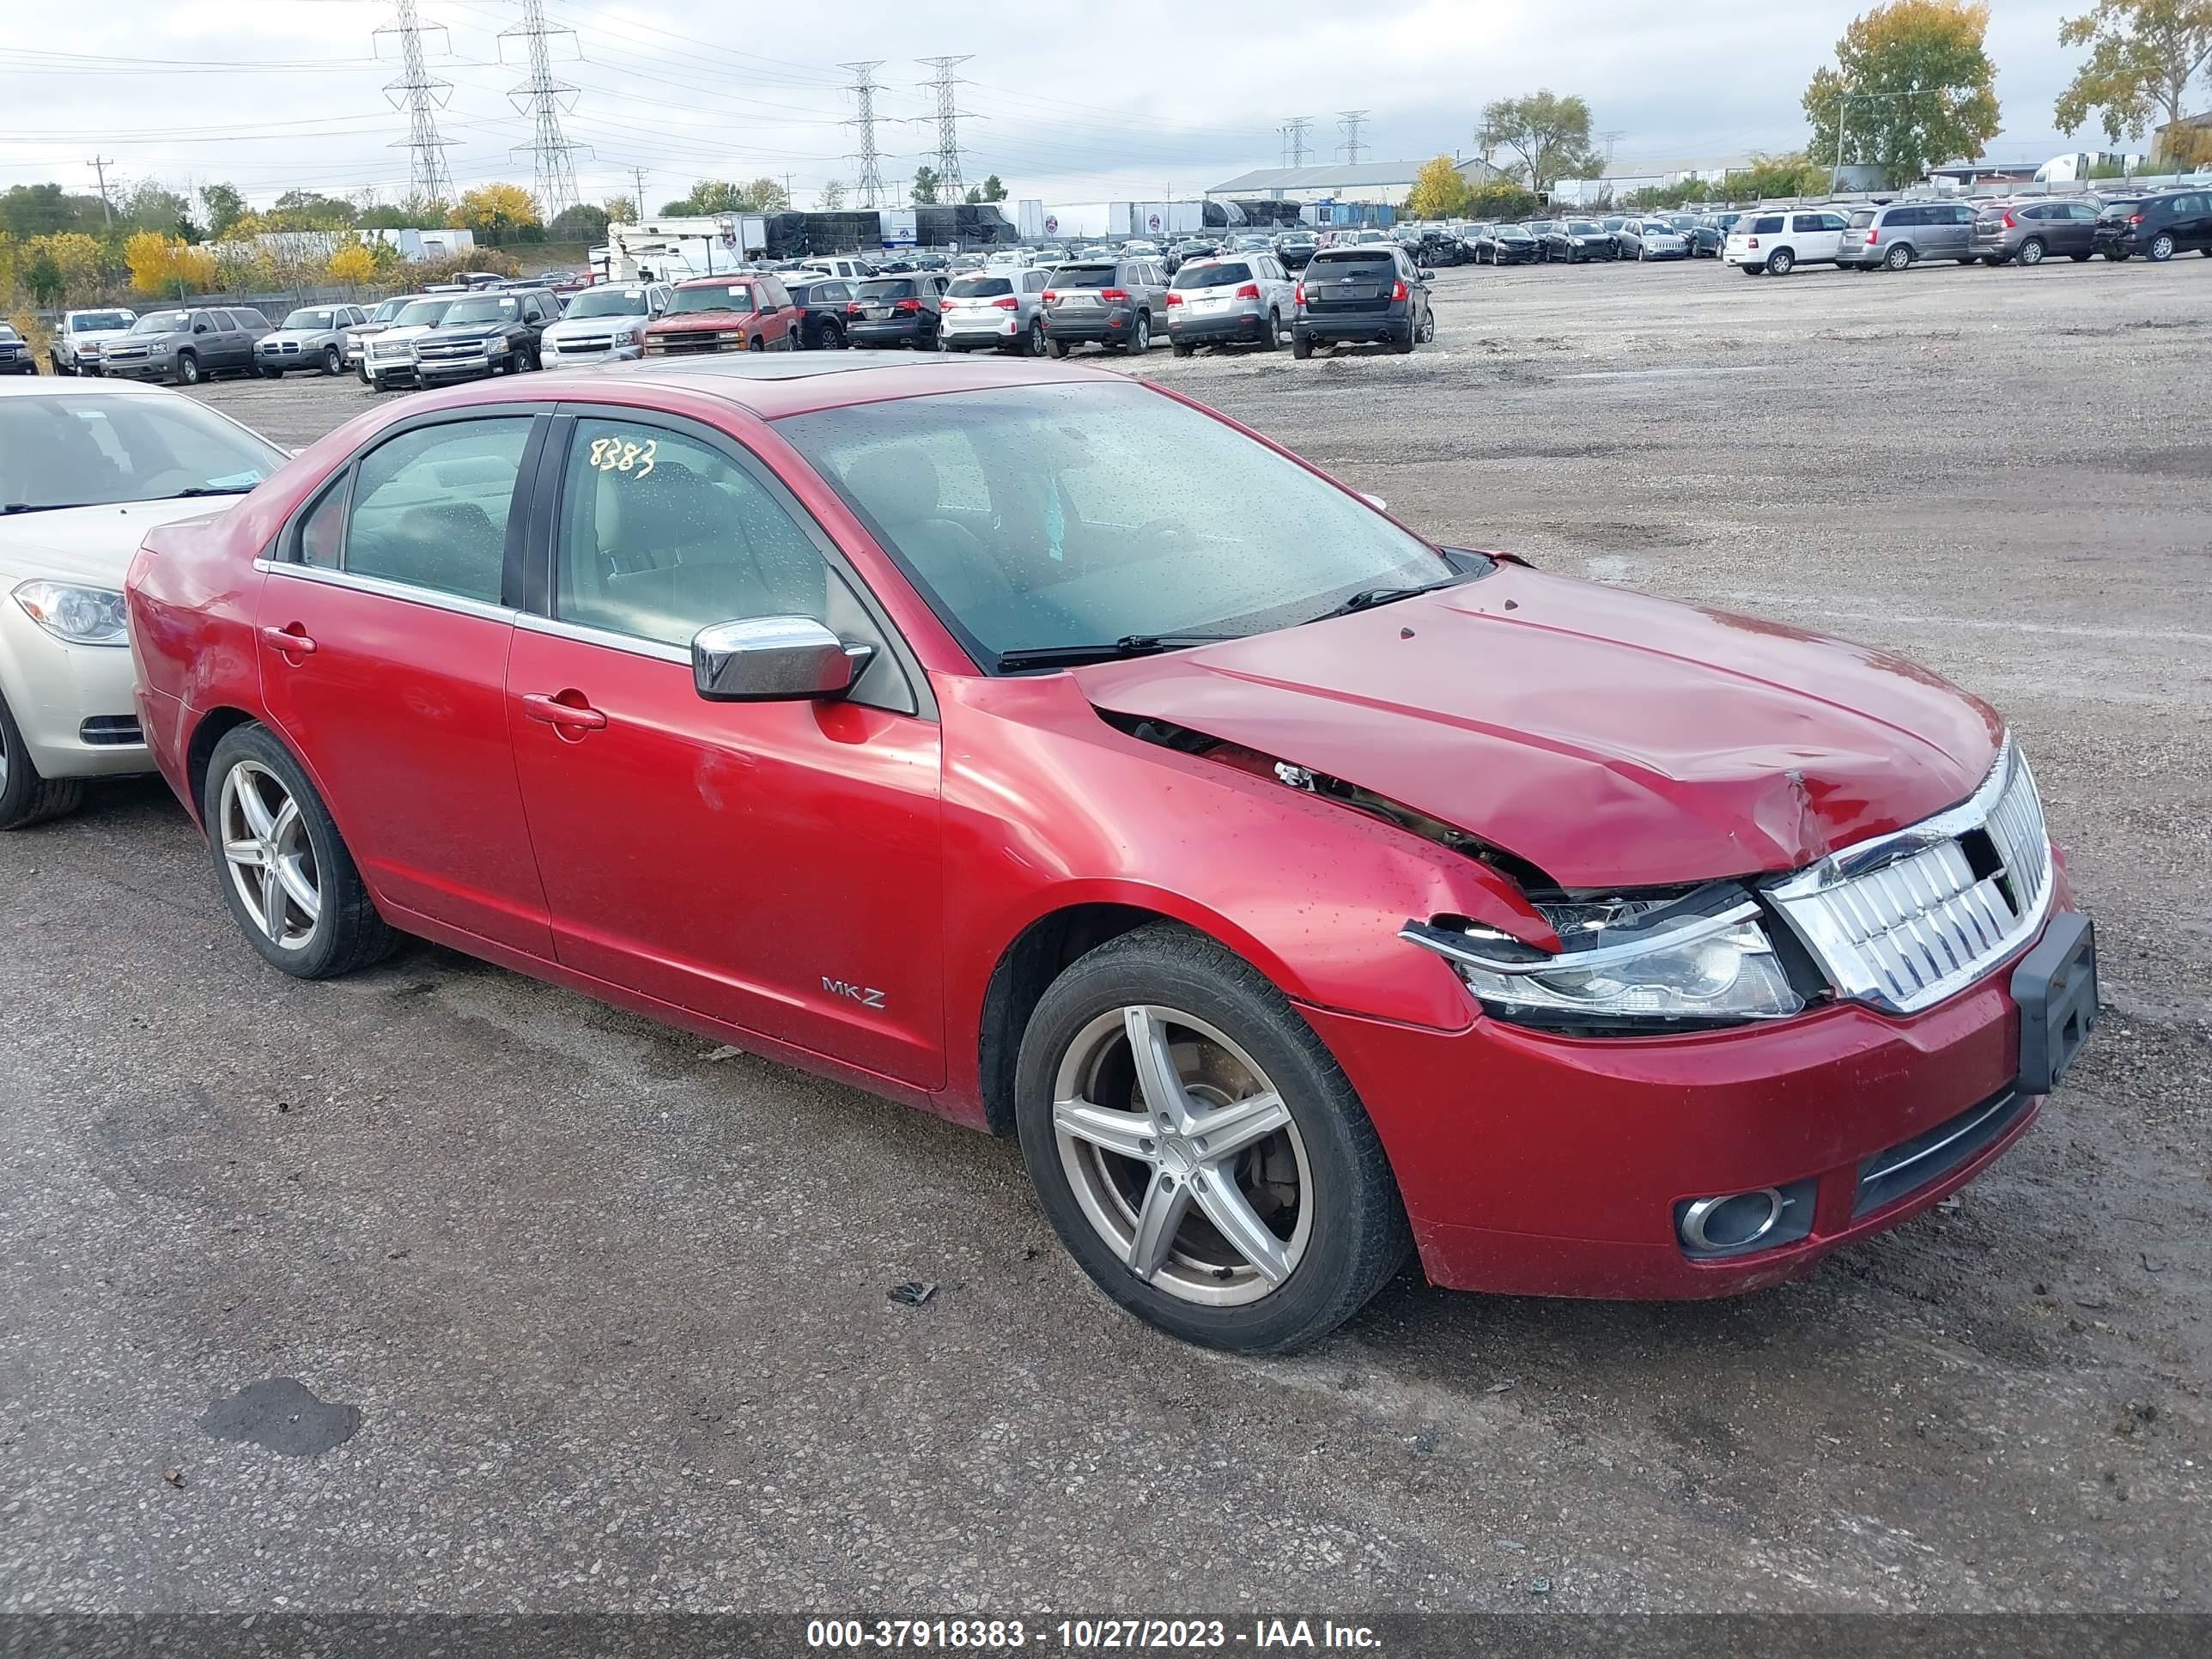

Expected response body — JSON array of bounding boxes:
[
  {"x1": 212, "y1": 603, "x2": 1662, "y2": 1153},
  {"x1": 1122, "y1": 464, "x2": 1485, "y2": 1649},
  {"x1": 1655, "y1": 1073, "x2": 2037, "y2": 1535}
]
[
  {"x1": 841, "y1": 60, "x2": 890, "y2": 209},
  {"x1": 1336, "y1": 110, "x2": 1370, "y2": 166},
  {"x1": 1283, "y1": 115, "x2": 1315, "y2": 168},
  {"x1": 375, "y1": 0, "x2": 457, "y2": 206},
  {"x1": 917, "y1": 56, "x2": 973, "y2": 200},
  {"x1": 501, "y1": 0, "x2": 589, "y2": 221}
]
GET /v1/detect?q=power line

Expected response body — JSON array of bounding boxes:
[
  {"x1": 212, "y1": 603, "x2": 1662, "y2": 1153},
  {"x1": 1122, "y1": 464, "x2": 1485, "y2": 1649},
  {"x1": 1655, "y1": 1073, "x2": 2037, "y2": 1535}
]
[
  {"x1": 840, "y1": 60, "x2": 889, "y2": 209},
  {"x1": 917, "y1": 55, "x2": 973, "y2": 200},
  {"x1": 1283, "y1": 115, "x2": 1315, "y2": 168},
  {"x1": 1336, "y1": 110, "x2": 1369, "y2": 167},
  {"x1": 376, "y1": 0, "x2": 458, "y2": 205},
  {"x1": 501, "y1": 0, "x2": 588, "y2": 220}
]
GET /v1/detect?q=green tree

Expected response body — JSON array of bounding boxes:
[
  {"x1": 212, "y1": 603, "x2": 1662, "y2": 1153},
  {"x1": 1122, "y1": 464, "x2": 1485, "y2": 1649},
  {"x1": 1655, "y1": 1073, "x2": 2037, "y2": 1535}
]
[
  {"x1": 661, "y1": 180, "x2": 745, "y2": 216},
  {"x1": 1465, "y1": 179, "x2": 1538, "y2": 219},
  {"x1": 911, "y1": 165, "x2": 940, "y2": 205},
  {"x1": 1406, "y1": 155, "x2": 1473, "y2": 218},
  {"x1": 740, "y1": 177, "x2": 790, "y2": 213},
  {"x1": 1479, "y1": 92, "x2": 1601, "y2": 188},
  {"x1": 816, "y1": 180, "x2": 847, "y2": 211},
  {"x1": 549, "y1": 203, "x2": 610, "y2": 242},
  {"x1": 267, "y1": 189, "x2": 359, "y2": 228},
  {"x1": 603, "y1": 194, "x2": 638, "y2": 224},
  {"x1": 977, "y1": 173, "x2": 1007, "y2": 202},
  {"x1": 200, "y1": 182, "x2": 247, "y2": 239},
  {"x1": 2055, "y1": 0, "x2": 2212, "y2": 161},
  {"x1": 24, "y1": 247, "x2": 64, "y2": 307},
  {"x1": 1803, "y1": 2, "x2": 2003, "y2": 186},
  {"x1": 3, "y1": 183, "x2": 78, "y2": 239}
]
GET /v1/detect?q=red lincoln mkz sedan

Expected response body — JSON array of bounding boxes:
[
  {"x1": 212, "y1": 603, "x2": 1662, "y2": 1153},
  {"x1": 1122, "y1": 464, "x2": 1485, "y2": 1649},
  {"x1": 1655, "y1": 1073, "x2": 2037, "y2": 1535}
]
[{"x1": 125, "y1": 356, "x2": 2097, "y2": 1352}]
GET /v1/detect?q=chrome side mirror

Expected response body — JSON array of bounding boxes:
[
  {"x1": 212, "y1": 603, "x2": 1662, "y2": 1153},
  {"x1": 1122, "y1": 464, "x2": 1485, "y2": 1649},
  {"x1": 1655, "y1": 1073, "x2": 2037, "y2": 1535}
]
[{"x1": 692, "y1": 616, "x2": 872, "y2": 703}]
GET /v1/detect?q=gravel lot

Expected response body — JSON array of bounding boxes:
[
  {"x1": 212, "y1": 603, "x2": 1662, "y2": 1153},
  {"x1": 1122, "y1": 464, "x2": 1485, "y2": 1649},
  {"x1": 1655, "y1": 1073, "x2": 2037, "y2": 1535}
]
[{"x1": 3, "y1": 258, "x2": 2208, "y2": 1616}]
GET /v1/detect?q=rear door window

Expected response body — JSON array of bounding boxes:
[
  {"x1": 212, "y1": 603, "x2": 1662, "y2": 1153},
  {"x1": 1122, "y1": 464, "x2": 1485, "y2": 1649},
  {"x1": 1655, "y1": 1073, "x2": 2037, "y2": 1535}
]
[
  {"x1": 1749, "y1": 216, "x2": 1784, "y2": 235},
  {"x1": 343, "y1": 417, "x2": 534, "y2": 605}
]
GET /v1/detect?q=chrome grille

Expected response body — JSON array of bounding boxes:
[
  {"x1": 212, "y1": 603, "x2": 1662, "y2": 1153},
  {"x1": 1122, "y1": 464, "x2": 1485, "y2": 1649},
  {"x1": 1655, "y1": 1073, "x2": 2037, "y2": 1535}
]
[
  {"x1": 554, "y1": 334, "x2": 615, "y2": 354},
  {"x1": 1769, "y1": 740, "x2": 2051, "y2": 1014}
]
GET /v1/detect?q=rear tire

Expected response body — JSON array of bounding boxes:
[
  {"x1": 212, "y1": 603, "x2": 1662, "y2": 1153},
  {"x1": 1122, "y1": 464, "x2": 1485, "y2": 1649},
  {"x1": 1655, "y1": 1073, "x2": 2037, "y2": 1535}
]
[
  {"x1": 1170, "y1": 340, "x2": 1194, "y2": 357},
  {"x1": 2017, "y1": 239, "x2": 2045, "y2": 267},
  {"x1": 1767, "y1": 248, "x2": 1796, "y2": 276},
  {"x1": 1047, "y1": 337, "x2": 1069, "y2": 359},
  {"x1": 203, "y1": 723, "x2": 398, "y2": 981},
  {"x1": 0, "y1": 690, "x2": 88, "y2": 831},
  {"x1": 1291, "y1": 332, "x2": 1313, "y2": 359},
  {"x1": 1127, "y1": 313, "x2": 1151, "y2": 354},
  {"x1": 2070, "y1": 252, "x2": 2093, "y2": 261},
  {"x1": 1262, "y1": 307, "x2": 1281, "y2": 350},
  {"x1": 259, "y1": 365, "x2": 283, "y2": 379},
  {"x1": 1026, "y1": 317, "x2": 1044, "y2": 356},
  {"x1": 1883, "y1": 243, "x2": 1914, "y2": 271},
  {"x1": 1013, "y1": 923, "x2": 1412, "y2": 1354}
]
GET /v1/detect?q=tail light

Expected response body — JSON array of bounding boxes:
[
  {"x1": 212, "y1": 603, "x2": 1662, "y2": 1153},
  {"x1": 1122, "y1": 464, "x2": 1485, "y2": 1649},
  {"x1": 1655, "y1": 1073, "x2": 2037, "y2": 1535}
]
[
  {"x1": 1164, "y1": 291, "x2": 1183, "y2": 307},
  {"x1": 845, "y1": 301, "x2": 862, "y2": 315},
  {"x1": 1389, "y1": 278, "x2": 1408, "y2": 301},
  {"x1": 1042, "y1": 289, "x2": 1057, "y2": 302},
  {"x1": 893, "y1": 298, "x2": 922, "y2": 313},
  {"x1": 991, "y1": 295, "x2": 1018, "y2": 309},
  {"x1": 1294, "y1": 282, "x2": 1305, "y2": 304},
  {"x1": 1234, "y1": 283, "x2": 1260, "y2": 300},
  {"x1": 2130, "y1": 213, "x2": 2145, "y2": 225},
  {"x1": 1865, "y1": 227, "x2": 1879, "y2": 246},
  {"x1": 1099, "y1": 289, "x2": 1129, "y2": 302},
  {"x1": 1747, "y1": 237, "x2": 1759, "y2": 249},
  {"x1": 2002, "y1": 210, "x2": 2018, "y2": 229}
]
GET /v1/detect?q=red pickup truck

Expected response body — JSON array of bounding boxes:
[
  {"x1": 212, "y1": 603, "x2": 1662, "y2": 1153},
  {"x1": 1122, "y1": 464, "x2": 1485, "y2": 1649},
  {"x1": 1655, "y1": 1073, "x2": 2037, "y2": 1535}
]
[{"x1": 641, "y1": 274, "x2": 803, "y2": 355}]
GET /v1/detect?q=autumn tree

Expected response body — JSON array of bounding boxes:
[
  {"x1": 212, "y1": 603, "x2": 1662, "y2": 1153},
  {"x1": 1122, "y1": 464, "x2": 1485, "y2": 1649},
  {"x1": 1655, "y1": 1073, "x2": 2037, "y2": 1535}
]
[
  {"x1": 603, "y1": 194, "x2": 638, "y2": 224},
  {"x1": 125, "y1": 232, "x2": 216, "y2": 298},
  {"x1": 2055, "y1": 1, "x2": 2212, "y2": 161},
  {"x1": 1803, "y1": 2, "x2": 2002, "y2": 186},
  {"x1": 326, "y1": 243, "x2": 377, "y2": 289},
  {"x1": 1478, "y1": 92, "x2": 1602, "y2": 189},
  {"x1": 1406, "y1": 155, "x2": 1472, "y2": 219},
  {"x1": 448, "y1": 183, "x2": 542, "y2": 246}
]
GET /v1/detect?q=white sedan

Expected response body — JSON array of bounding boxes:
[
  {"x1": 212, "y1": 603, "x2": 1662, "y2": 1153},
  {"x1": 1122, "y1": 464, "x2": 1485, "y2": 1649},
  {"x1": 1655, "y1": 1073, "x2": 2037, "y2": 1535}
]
[{"x1": 0, "y1": 377, "x2": 285, "y2": 829}]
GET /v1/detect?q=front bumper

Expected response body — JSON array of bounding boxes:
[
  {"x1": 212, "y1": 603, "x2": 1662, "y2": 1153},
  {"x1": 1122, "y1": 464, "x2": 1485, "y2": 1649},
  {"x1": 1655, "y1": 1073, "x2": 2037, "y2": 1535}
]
[
  {"x1": 98, "y1": 355, "x2": 174, "y2": 381},
  {"x1": 1312, "y1": 883, "x2": 2081, "y2": 1300},
  {"x1": 544, "y1": 339, "x2": 645, "y2": 367},
  {"x1": 0, "y1": 613, "x2": 149, "y2": 778},
  {"x1": 416, "y1": 353, "x2": 500, "y2": 384}
]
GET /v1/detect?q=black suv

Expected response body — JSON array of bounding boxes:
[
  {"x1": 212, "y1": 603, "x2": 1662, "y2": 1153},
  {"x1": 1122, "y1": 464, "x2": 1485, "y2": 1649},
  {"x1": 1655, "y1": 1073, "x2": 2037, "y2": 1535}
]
[
  {"x1": 1292, "y1": 244, "x2": 1434, "y2": 357},
  {"x1": 786, "y1": 277, "x2": 856, "y2": 349},
  {"x1": 2093, "y1": 189, "x2": 2212, "y2": 262},
  {"x1": 411, "y1": 287, "x2": 562, "y2": 384}
]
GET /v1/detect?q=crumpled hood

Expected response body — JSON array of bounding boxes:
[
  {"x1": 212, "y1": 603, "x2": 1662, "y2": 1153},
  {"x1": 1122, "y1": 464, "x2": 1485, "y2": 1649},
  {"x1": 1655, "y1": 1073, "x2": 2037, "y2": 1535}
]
[
  {"x1": 1073, "y1": 564, "x2": 2002, "y2": 890},
  {"x1": 0, "y1": 498, "x2": 239, "y2": 586}
]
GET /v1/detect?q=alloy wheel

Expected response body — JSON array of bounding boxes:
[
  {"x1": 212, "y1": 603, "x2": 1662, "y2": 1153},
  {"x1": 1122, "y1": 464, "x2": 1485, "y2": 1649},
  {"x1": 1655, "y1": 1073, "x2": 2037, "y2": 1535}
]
[
  {"x1": 1052, "y1": 1005, "x2": 1312, "y2": 1307},
  {"x1": 219, "y1": 761, "x2": 321, "y2": 951}
]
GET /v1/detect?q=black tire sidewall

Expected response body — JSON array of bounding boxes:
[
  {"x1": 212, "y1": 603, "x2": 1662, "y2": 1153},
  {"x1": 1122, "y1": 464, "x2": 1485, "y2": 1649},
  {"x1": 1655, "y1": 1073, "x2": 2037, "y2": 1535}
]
[
  {"x1": 1013, "y1": 927, "x2": 1407, "y2": 1352},
  {"x1": 203, "y1": 724, "x2": 375, "y2": 979}
]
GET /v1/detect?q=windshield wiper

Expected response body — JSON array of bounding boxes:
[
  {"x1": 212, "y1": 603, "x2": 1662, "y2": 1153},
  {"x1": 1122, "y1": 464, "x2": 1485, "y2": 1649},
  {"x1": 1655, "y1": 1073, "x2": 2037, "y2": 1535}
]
[
  {"x1": 1305, "y1": 574, "x2": 1468, "y2": 624},
  {"x1": 170, "y1": 484, "x2": 258, "y2": 498},
  {"x1": 996, "y1": 633, "x2": 1237, "y2": 672},
  {"x1": 1, "y1": 501, "x2": 98, "y2": 516}
]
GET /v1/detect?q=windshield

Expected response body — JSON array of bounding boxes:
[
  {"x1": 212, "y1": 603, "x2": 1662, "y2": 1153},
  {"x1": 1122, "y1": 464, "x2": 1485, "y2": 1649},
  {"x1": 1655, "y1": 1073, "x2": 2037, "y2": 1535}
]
[
  {"x1": 1496, "y1": 226, "x2": 1531, "y2": 239},
  {"x1": 441, "y1": 295, "x2": 522, "y2": 325},
  {"x1": 73, "y1": 313, "x2": 133, "y2": 333},
  {"x1": 129, "y1": 311, "x2": 191, "y2": 335},
  {"x1": 1568, "y1": 222, "x2": 1601, "y2": 234},
  {"x1": 562, "y1": 287, "x2": 653, "y2": 318},
  {"x1": 665, "y1": 283, "x2": 757, "y2": 315},
  {"x1": 0, "y1": 393, "x2": 283, "y2": 513},
  {"x1": 779, "y1": 380, "x2": 1453, "y2": 668},
  {"x1": 1170, "y1": 261, "x2": 1252, "y2": 289},
  {"x1": 392, "y1": 299, "x2": 455, "y2": 328},
  {"x1": 280, "y1": 308, "x2": 339, "y2": 331},
  {"x1": 370, "y1": 298, "x2": 410, "y2": 322}
]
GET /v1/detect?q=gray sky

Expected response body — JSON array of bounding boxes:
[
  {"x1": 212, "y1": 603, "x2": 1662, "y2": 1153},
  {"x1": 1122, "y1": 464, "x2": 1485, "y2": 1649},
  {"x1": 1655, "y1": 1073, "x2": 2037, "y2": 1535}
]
[{"x1": 1, "y1": 1, "x2": 2102, "y2": 212}]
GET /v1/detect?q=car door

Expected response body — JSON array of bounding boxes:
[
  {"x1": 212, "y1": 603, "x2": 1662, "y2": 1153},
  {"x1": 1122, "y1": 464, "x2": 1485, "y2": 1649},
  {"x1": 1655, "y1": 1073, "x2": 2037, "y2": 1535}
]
[
  {"x1": 1939, "y1": 204, "x2": 1976, "y2": 259},
  {"x1": 1794, "y1": 212, "x2": 1844, "y2": 263},
  {"x1": 256, "y1": 410, "x2": 556, "y2": 957},
  {"x1": 503, "y1": 409, "x2": 945, "y2": 1087},
  {"x1": 2172, "y1": 193, "x2": 2211, "y2": 251}
]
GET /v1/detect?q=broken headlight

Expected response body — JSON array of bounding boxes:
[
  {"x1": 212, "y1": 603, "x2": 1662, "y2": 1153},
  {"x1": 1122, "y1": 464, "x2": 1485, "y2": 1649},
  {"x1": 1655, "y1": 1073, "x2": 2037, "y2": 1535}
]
[{"x1": 1402, "y1": 890, "x2": 1805, "y2": 1030}]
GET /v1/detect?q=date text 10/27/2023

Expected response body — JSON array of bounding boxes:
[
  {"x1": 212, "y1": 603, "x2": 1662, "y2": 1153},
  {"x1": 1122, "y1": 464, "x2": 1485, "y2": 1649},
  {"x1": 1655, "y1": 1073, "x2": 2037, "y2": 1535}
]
[{"x1": 805, "y1": 1619, "x2": 1383, "y2": 1651}]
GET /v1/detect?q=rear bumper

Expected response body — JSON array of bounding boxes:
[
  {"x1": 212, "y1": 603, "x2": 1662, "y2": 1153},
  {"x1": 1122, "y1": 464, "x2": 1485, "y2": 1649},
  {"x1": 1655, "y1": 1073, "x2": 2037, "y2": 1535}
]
[
  {"x1": 848, "y1": 319, "x2": 937, "y2": 348},
  {"x1": 1309, "y1": 884, "x2": 2079, "y2": 1300},
  {"x1": 1295, "y1": 308, "x2": 1409, "y2": 343},
  {"x1": 1167, "y1": 307, "x2": 1271, "y2": 343},
  {"x1": 1043, "y1": 307, "x2": 1137, "y2": 343}
]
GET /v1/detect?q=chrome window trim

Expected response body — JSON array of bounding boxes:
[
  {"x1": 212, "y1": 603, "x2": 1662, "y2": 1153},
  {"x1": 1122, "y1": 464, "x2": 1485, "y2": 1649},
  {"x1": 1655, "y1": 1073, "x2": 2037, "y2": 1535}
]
[
  {"x1": 1766, "y1": 736, "x2": 2054, "y2": 1016},
  {"x1": 514, "y1": 610, "x2": 691, "y2": 666},
  {"x1": 253, "y1": 557, "x2": 516, "y2": 626}
]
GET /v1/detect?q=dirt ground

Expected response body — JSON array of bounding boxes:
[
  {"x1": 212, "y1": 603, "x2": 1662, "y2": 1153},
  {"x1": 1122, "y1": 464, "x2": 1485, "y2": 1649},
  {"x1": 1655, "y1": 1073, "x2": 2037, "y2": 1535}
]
[{"x1": 3, "y1": 255, "x2": 2207, "y2": 1615}]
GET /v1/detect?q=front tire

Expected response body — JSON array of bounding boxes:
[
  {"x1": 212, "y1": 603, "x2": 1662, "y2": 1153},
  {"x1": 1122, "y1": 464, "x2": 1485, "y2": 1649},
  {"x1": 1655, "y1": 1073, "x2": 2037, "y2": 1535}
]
[
  {"x1": 1014, "y1": 925, "x2": 1411, "y2": 1353},
  {"x1": 322, "y1": 345, "x2": 343, "y2": 374},
  {"x1": 175, "y1": 351, "x2": 201, "y2": 386},
  {"x1": 203, "y1": 723, "x2": 397, "y2": 980},
  {"x1": 0, "y1": 690, "x2": 88, "y2": 831}
]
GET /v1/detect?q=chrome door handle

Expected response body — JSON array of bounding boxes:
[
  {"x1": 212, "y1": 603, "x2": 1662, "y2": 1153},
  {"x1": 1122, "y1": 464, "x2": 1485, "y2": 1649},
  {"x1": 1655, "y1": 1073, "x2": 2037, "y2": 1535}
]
[
  {"x1": 260, "y1": 625, "x2": 316, "y2": 655},
  {"x1": 520, "y1": 692, "x2": 607, "y2": 732}
]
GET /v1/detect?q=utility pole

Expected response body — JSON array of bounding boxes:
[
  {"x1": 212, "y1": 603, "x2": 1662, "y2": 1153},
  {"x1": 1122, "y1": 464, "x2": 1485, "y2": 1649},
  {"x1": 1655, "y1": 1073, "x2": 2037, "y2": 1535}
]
[
  {"x1": 917, "y1": 55, "x2": 974, "y2": 201},
  {"x1": 630, "y1": 165, "x2": 649, "y2": 222},
  {"x1": 375, "y1": 0, "x2": 458, "y2": 209},
  {"x1": 1336, "y1": 110, "x2": 1370, "y2": 166},
  {"x1": 86, "y1": 156, "x2": 114, "y2": 228},
  {"x1": 502, "y1": 0, "x2": 588, "y2": 222},
  {"x1": 1283, "y1": 115, "x2": 1315, "y2": 168},
  {"x1": 1599, "y1": 130, "x2": 1625, "y2": 167},
  {"x1": 841, "y1": 60, "x2": 889, "y2": 210}
]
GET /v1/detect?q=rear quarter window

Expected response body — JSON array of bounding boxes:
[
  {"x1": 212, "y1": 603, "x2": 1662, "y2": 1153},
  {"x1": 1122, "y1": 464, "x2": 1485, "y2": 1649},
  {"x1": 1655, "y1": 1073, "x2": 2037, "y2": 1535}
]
[{"x1": 1749, "y1": 216, "x2": 1784, "y2": 235}]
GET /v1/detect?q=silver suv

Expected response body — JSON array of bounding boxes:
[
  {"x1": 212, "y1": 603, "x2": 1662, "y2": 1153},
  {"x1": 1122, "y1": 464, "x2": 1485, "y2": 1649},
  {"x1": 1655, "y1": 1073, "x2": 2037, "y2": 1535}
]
[
  {"x1": 97, "y1": 307, "x2": 270, "y2": 386},
  {"x1": 1042, "y1": 257, "x2": 1169, "y2": 356},
  {"x1": 256, "y1": 304, "x2": 369, "y2": 377},
  {"x1": 540, "y1": 282, "x2": 672, "y2": 366},
  {"x1": 52, "y1": 308, "x2": 136, "y2": 375},
  {"x1": 1165, "y1": 252, "x2": 1296, "y2": 354},
  {"x1": 941, "y1": 269, "x2": 1051, "y2": 355}
]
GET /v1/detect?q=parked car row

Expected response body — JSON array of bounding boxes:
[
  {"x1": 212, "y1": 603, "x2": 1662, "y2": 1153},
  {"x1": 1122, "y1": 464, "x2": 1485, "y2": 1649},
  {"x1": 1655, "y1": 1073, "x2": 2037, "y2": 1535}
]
[
  {"x1": 1726, "y1": 188, "x2": 2212, "y2": 274},
  {"x1": 0, "y1": 359, "x2": 2097, "y2": 1357}
]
